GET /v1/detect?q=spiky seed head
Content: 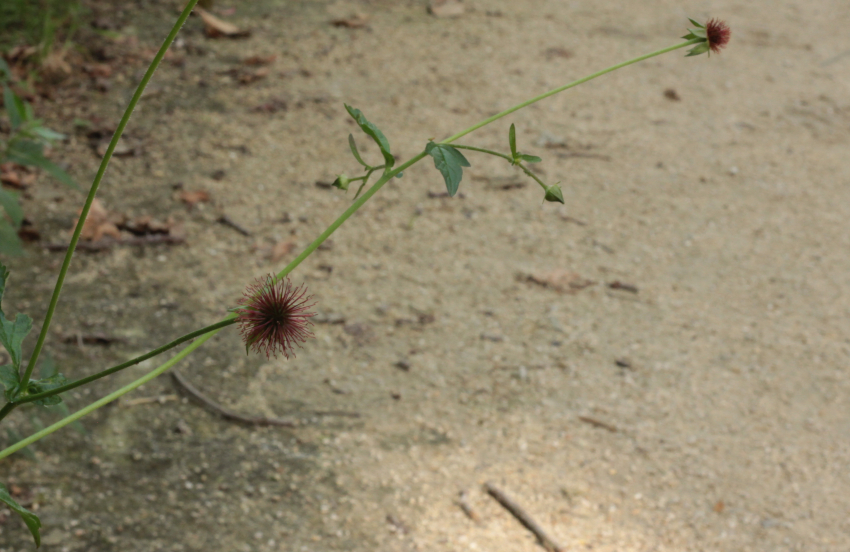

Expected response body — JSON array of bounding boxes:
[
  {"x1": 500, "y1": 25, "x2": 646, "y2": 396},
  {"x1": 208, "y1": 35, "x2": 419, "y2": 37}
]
[
  {"x1": 705, "y1": 18, "x2": 731, "y2": 54},
  {"x1": 236, "y1": 275, "x2": 316, "y2": 359}
]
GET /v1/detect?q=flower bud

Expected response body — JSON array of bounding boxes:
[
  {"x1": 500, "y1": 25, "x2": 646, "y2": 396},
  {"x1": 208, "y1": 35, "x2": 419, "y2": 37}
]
[
  {"x1": 332, "y1": 174, "x2": 350, "y2": 191},
  {"x1": 543, "y1": 184, "x2": 564, "y2": 204}
]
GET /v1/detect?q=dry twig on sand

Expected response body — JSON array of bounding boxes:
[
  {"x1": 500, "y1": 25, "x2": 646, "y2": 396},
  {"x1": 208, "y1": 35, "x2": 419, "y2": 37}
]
[{"x1": 484, "y1": 482, "x2": 563, "y2": 552}]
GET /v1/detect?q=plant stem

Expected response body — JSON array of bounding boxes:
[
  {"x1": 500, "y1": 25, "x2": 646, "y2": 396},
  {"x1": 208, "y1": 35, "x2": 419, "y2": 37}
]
[
  {"x1": 450, "y1": 144, "x2": 512, "y2": 163},
  {"x1": 440, "y1": 39, "x2": 699, "y2": 145},
  {"x1": 1, "y1": 36, "x2": 702, "y2": 452},
  {"x1": 20, "y1": 0, "x2": 200, "y2": 386},
  {"x1": 2, "y1": 319, "x2": 236, "y2": 413},
  {"x1": 0, "y1": 323, "x2": 220, "y2": 461}
]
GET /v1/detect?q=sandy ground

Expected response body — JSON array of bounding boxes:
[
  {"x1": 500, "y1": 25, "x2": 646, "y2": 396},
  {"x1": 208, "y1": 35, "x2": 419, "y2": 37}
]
[{"x1": 1, "y1": 0, "x2": 850, "y2": 550}]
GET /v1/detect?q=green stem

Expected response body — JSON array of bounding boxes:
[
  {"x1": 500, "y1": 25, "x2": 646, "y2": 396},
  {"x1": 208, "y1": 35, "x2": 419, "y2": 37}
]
[
  {"x1": 20, "y1": 0, "x2": 200, "y2": 385},
  {"x1": 440, "y1": 39, "x2": 699, "y2": 145},
  {"x1": 0, "y1": 324, "x2": 221, "y2": 461},
  {"x1": 1, "y1": 36, "x2": 701, "y2": 453},
  {"x1": 5, "y1": 319, "x2": 236, "y2": 411},
  {"x1": 450, "y1": 144, "x2": 513, "y2": 163}
]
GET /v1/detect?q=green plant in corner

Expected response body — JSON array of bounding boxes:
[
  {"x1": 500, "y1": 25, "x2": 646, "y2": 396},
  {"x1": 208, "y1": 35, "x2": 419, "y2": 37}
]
[{"x1": 0, "y1": 58, "x2": 77, "y2": 255}]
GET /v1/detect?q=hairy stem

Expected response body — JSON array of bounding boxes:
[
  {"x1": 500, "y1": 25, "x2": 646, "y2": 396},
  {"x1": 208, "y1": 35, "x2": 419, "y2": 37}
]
[
  {"x1": 0, "y1": 319, "x2": 236, "y2": 415},
  {"x1": 20, "y1": 0, "x2": 200, "y2": 385},
  {"x1": 2, "y1": 37, "x2": 701, "y2": 451},
  {"x1": 440, "y1": 39, "x2": 699, "y2": 145},
  {"x1": 0, "y1": 324, "x2": 220, "y2": 461}
]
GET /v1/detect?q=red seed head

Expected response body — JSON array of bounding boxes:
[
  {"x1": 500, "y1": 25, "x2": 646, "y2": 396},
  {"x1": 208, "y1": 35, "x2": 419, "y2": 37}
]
[
  {"x1": 236, "y1": 275, "x2": 316, "y2": 359},
  {"x1": 706, "y1": 18, "x2": 731, "y2": 54}
]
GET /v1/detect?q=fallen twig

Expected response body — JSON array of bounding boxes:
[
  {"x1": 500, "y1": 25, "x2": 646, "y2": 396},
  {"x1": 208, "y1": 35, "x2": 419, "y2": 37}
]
[
  {"x1": 607, "y1": 281, "x2": 639, "y2": 294},
  {"x1": 578, "y1": 415, "x2": 618, "y2": 433},
  {"x1": 484, "y1": 482, "x2": 563, "y2": 552},
  {"x1": 456, "y1": 490, "x2": 481, "y2": 523},
  {"x1": 171, "y1": 370, "x2": 296, "y2": 427},
  {"x1": 45, "y1": 234, "x2": 185, "y2": 251},
  {"x1": 217, "y1": 214, "x2": 251, "y2": 236}
]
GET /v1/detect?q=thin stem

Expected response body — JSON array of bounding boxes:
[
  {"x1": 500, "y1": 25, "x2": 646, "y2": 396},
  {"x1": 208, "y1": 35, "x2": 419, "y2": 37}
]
[
  {"x1": 21, "y1": 0, "x2": 200, "y2": 385},
  {"x1": 4, "y1": 319, "x2": 236, "y2": 411},
  {"x1": 440, "y1": 39, "x2": 699, "y2": 145},
  {"x1": 516, "y1": 164, "x2": 548, "y2": 191},
  {"x1": 451, "y1": 144, "x2": 513, "y2": 163},
  {"x1": 0, "y1": 324, "x2": 221, "y2": 461}
]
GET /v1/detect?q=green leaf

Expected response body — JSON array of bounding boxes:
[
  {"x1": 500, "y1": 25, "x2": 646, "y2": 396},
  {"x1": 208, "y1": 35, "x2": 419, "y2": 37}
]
[
  {"x1": 0, "y1": 311, "x2": 32, "y2": 371},
  {"x1": 425, "y1": 142, "x2": 471, "y2": 197},
  {"x1": 518, "y1": 154, "x2": 542, "y2": 164},
  {"x1": 25, "y1": 373, "x2": 68, "y2": 406},
  {"x1": 347, "y1": 134, "x2": 369, "y2": 168},
  {"x1": 687, "y1": 17, "x2": 704, "y2": 28},
  {"x1": 0, "y1": 482, "x2": 41, "y2": 547},
  {"x1": 0, "y1": 188, "x2": 22, "y2": 228},
  {"x1": 344, "y1": 104, "x2": 394, "y2": 169},
  {"x1": 685, "y1": 42, "x2": 711, "y2": 57},
  {"x1": 0, "y1": 365, "x2": 19, "y2": 400},
  {"x1": 3, "y1": 85, "x2": 25, "y2": 130},
  {"x1": 0, "y1": 221, "x2": 23, "y2": 256},
  {"x1": 508, "y1": 123, "x2": 517, "y2": 158},
  {"x1": 6, "y1": 140, "x2": 79, "y2": 190},
  {"x1": 0, "y1": 261, "x2": 8, "y2": 307},
  {"x1": 0, "y1": 59, "x2": 10, "y2": 81},
  {"x1": 31, "y1": 126, "x2": 66, "y2": 143}
]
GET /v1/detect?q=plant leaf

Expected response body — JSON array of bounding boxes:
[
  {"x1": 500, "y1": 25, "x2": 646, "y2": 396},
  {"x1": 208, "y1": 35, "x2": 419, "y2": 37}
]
[
  {"x1": 0, "y1": 311, "x2": 32, "y2": 372},
  {"x1": 5, "y1": 140, "x2": 79, "y2": 190},
  {"x1": 0, "y1": 222, "x2": 23, "y2": 256},
  {"x1": 344, "y1": 104, "x2": 394, "y2": 169},
  {"x1": 685, "y1": 42, "x2": 711, "y2": 57},
  {"x1": 518, "y1": 154, "x2": 542, "y2": 164},
  {"x1": 0, "y1": 188, "x2": 22, "y2": 228},
  {"x1": 508, "y1": 123, "x2": 517, "y2": 158},
  {"x1": 0, "y1": 59, "x2": 10, "y2": 81},
  {"x1": 0, "y1": 482, "x2": 41, "y2": 547},
  {"x1": 425, "y1": 142, "x2": 471, "y2": 197},
  {"x1": 347, "y1": 134, "x2": 369, "y2": 168},
  {"x1": 31, "y1": 126, "x2": 66, "y2": 143},
  {"x1": 3, "y1": 85, "x2": 25, "y2": 130},
  {"x1": 687, "y1": 17, "x2": 704, "y2": 28},
  {"x1": 0, "y1": 365, "x2": 19, "y2": 400},
  {"x1": 25, "y1": 373, "x2": 68, "y2": 406}
]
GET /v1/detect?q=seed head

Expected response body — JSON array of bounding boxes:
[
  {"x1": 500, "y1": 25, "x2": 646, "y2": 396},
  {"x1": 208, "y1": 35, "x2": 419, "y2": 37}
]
[
  {"x1": 236, "y1": 275, "x2": 316, "y2": 359},
  {"x1": 705, "y1": 18, "x2": 731, "y2": 54},
  {"x1": 683, "y1": 17, "x2": 731, "y2": 57}
]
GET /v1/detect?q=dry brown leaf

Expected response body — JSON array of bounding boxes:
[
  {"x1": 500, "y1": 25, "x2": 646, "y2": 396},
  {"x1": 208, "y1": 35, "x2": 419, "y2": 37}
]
[
  {"x1": 331, "y1": 13, "x2": 370, "y2": 28},
  {"x1": 524, "y1": 270, "x2": 596, "y2": 293},
  {"x1": 76, "y1": 199, "x2": 122, "y2": 242},
  {"x1": 269, "y1": 240, "x2": 296, "y2": 262},
  {"x1": 179, "y1": 190, "x2": 211, "y2": 206},
  {"x1": 195, "y1": 6, "x2": 250, "y2": 38},
  {"x1": 238, "y1": 67, "x2": 269, "y2": 85},
  {"x1": 243, "y1": 54, "x2": 277, "y2": 66},
  {"x1": 428, "y1": 0, "x2": 465, "y2": 18}
]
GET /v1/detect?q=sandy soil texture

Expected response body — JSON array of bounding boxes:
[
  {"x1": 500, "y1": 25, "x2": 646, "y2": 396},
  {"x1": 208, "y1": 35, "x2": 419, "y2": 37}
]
[{"x1": 1, "y1": 0, "x2": 850, "y2": 550}]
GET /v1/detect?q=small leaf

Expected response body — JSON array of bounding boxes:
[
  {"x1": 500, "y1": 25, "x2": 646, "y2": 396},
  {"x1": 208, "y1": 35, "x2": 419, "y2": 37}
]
[
  {"x1": 0, "y1": 365, "x2": 19, "y2": 400},
  {"x1": 508, "y1": 123, "x2": 517, "y2": 158},
  {"x1": 0, "y1": 311, "x2": 32, "y2": 371},
  {"x1": 26, "y1": 373, "x2": 68, "y2": 406},
  {"x1": 0, "y1": 59, "x2": 10, "y2": 81},
  {"x1": 344, "y1": 104, "x2": 394, "y2": 169},
  {"x1": 0, "y1": 482, "x2": 41, "y2": 547},
  {"x1": 518, "y1": 154, "x2": 542, "y2": 164},
  {"x1": 0, "y1": 222, "x2": 23, "y2": 256},
  {"x1": 425, "y1": 142, "x2": 471, "y2": 197},
  {"x1": 5, "y1": 140, "x2": 79, "y2": 190},
  {"x1": 685, "y1": 42, "x2": 711, "y2": 57},
  {"x1": 0, "y1": 188, "x2": 23, "y2": 228},
  {"x1": 347, "y1": 134, "x2": 369, "y2": 168},
  {"x1": 3, "y1": 85, "x2": 25, "y2": 130},
  {"x1": 31, "y1": 126, "x2": 66, "y2": 143},
  {"x1": 687, "y1": 17, "x2": 704, "y2": 28},
  {"x1": 0, "y1": 261, "x2": 8, "y2": 306}
]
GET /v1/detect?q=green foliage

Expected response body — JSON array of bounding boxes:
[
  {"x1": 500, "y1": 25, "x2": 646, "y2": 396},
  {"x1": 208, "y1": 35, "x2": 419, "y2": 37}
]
[
  {"x1": 0, "y1": 75, "x2": 78, "y2": 255},
  {"x1": 425, "y1": 141, "x2": 470, "y2": 197},
  {"x1": 682, "y1": 19, "x2": 710, "y2": 56},
  {"x1": 0, "y1": 482, "x2": 41, "y2": 547},
  {"x1": 0, "y1": 0, "x2": 83, "y2": 60},
  {"x1": 23, "y1": 373, "x2": 68, "y2": 406},
  {"x1": 507, "y1": 123, "x2": 542, "y2": 165},
  {"x1": 544, "y1": 184, "x2": 565, "y2": 204},
  {"x1": 348, "y1": 134, "x2": 369, "y2": 168},
  {"x1": 344, "y1": 104, "x2": 395, "y2": 169}
]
